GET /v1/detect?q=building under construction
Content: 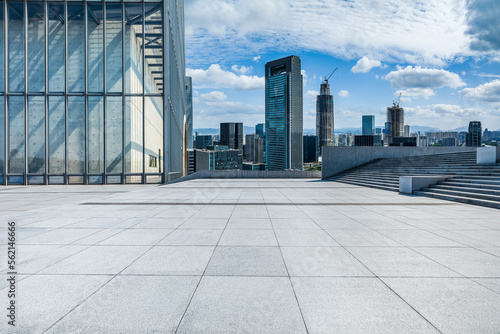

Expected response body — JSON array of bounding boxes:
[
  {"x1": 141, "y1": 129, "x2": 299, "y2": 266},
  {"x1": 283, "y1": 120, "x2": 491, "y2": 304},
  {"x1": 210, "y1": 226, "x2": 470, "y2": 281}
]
[
  {"x1": 385, "y1": 95, "x2": 404, "y2": 145},
  {"x1": 316, "y1": 69, "x2": 336, "y2": 154}
]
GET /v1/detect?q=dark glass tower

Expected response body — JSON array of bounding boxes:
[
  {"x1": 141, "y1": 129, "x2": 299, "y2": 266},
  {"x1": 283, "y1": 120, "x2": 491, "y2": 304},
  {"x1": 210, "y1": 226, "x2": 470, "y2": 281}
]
[
  {"x1": 265, "y1": 56, "x2": 303, "y2": 170},
  {"x1": 467, "y1": 121, "x2": 482, "y2": 147},
  {"x1": 220, "y1": 122, "x2": 243, "y2": 150},
  {"x1": 316, "y1": 83, "x2": 334, "y2": 153}
]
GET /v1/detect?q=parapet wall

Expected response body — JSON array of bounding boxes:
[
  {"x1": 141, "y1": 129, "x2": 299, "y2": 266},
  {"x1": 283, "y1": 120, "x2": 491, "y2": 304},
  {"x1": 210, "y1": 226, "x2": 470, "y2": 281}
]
[
  {"x1": 166, "y1": 170, "x2": 322, "y2": 184},
  {"x1": 321, "y1": 146, "x2": 478, "y2": 179}
]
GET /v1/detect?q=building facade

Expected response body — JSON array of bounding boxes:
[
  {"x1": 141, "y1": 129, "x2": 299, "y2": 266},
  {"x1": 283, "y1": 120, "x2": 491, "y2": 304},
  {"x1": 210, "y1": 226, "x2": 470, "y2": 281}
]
[
  {"x1": 255, "y1": 123, "x2": 264, "y2": 138},
  {"x1": 0, "y1": 0, "x2": 186, "y2": 185},
  {"x1": 245, "y1": 134, "x2": 263, "y2": 163},
  {"x1": 220, "y1": 122, "x2": 243, "y2": 150},
  {"x1": 385, "y1": 104, "x2": 404, "y2": 145},
  {"x1": 265, "y1": 56, "x2": 303, "y2": 170},
  {"x1": 303, "y1": 135, "x2": 318, "y2": 163},
  {"x1": 185, "y1": 76, "x2": 193, "y2": 149},
  {"x1": 354, "y1": 134, "x2": 382, "y2": 147},
  {"x1": 467, "y1": 121, "x2": 482, "y2": 147},
  {"x1": 316, "y1": 82, "x2": 334, "y2": 152},
  {"x1": 195, "y1": 146, "x2": 242, "y2": 171},
  {"x1": 195, "y1": 134, "x2": 212, "y2": 149},
  {"x1": 362, "y1": 115, "x2": 375, "y2": 135}
]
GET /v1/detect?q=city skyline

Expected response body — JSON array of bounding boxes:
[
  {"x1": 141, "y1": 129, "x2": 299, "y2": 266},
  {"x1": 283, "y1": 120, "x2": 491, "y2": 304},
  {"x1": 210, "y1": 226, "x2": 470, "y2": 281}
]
[{"x1": 184, "y1": 0, "x2": 500, "y2": 131}]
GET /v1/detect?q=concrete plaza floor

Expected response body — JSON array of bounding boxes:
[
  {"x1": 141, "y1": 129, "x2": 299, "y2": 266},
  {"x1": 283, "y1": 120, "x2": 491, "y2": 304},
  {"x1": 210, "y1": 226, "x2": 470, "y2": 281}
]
[{"x1": 1, "y1": 178, "x2": 500, "y2": 333}]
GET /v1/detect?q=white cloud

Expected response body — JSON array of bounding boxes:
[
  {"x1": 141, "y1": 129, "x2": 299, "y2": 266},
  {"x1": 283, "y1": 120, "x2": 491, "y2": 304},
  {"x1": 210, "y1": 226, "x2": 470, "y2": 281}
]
[
  {"x1": 200, "y1": 91, "x2": 227, "y2": 102},
  {"x1": 253, "y1": 56, "x2": 261, "y2": 62},
  {"x1": 460, "y1": 80, "x2": 500, "y2": 102},
  {"x1": 185, "y1": 0, "x2": 481, "y2": 66},
  {"x1": 186, "y1": 64, "x2": 264, "y2": 90},
  {"x1": 305, "y1": 90, "x2": 319, "y2": 98},
  {"x1": 396, "y1": 88, "x2": 435, "y2": 101},
  {"x1": 466, "y1": 0, "x2": 500, "y2": 51},
  {"x1": 231, "y1": 65, "x2": 253, "y2": 75},
  {"x1": 338, "y1": 90, "x2": 349, "y2": 97},
  {"x1": 351, "y1": 57, "x2": 382, "y2": 73},
  {"x1": 384, "y1": 66, "x2": 466, "y2": 89}
]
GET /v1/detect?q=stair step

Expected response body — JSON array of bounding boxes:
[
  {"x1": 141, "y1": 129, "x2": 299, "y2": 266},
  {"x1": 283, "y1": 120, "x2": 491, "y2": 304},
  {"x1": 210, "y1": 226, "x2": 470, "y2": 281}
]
[
  {"x1": 421, "y1": 187, "x2": 500, "y2": 203},
  {"x1": 440, "y1": 181, "x2": 500, "y2": 191},
  {"x1": 414, "y1": 191, "x2": 500, "y2": 209},
  {"x1": 334, "y1": 176, "x2": 399, "y2": 187},
  {"x1": 430, "y1": 184, "x2": 500, "y2": 196},
  {"x1": 333, "y1": 179, "x2": 399, "y2": 192}
]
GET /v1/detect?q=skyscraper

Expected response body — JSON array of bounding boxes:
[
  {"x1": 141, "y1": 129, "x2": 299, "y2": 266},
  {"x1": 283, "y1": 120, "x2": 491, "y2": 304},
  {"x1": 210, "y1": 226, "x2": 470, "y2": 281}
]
[
  {"x1": 316, "y1": 82, "x2": 334, "y2": 152},
  {"x1": 404, "y1": 125, "x2": 411, "y2": 137},
  {"x1": 220, "y1": 123, "x2": 243, "y2": 150},
  {"x1": 255, "y1": 123, "x2": 265, "y2": 138},
  {"x1": 362, "y1": 115, "x2": 375, "y2": 135},
  {"x1": 303, "y1": 135, "x2": 319, "y2": 163},
  {"x1": 467, "y1": 121, "x2": 482, "y2": 147},
  {"x1": 385, "y1": 103, "x2": 404, "y2": 145},
  {"x1": 0, "y1": 0, "x2": 186, "y2": 185},
  {"x1": 245, "y1": 134, "x2": 264, "y2": 163},
  {"x1": 186, "y1": 77, "x2": 193, "y2": 150},
  {"x1": 265, "y1": 56, "x2": 303, "y2": 170}
]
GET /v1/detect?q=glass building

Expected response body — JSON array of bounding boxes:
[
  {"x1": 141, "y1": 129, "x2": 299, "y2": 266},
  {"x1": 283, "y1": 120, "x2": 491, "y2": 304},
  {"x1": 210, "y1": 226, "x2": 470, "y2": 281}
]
[
  {"x1": 265, "y1": 56, "x2": 303, "y2": 171},
  {"x1": 362, "y1": 115, "x2": 375, "y2": 135},
  {"x1": 0, "y1": 0, "x2": 186, "y2": 185},
  {"x1": 316, "y1": 81, "x2": 334, "y2": 152}
]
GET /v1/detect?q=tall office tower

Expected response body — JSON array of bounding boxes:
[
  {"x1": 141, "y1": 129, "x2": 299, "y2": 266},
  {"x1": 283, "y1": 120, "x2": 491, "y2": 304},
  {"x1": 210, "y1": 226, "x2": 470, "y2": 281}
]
[
  {"x1": 220, "y1": 123, "x2": 243, "y2": 150},
  {"x1": 0, "y1": 0, "x2": 186, "y2": 185},
  {"x1": 256, "y1": 123, "x2": 265, "y2": 138},
  {"x1": 404, "y1": 125, "x2": 410, "y2": 137},
  {"x1": 362, "y1": 115, "x2": 375, "y2": 135},
  {"x1": 467, "y1": 121, "x2": 482, "y2": 147},
  {"x1": 245, "y1": 134, "x2": 264, "y2": 163},
  {"x1": 316, "y1": 82, "x2": 334, "y2": 152},
  {"x1": 303, "y1": 135, "x2": 319, "y2": 163},
  {"x1": 385, "y1": 103, "x2": 404, "y2": 145},
  {"x1": 265, "y1": 56, "x2": 303, "y2": 170},
  {"x1": 195, "y1": 135, "x2": 213, "y2": 149},
  {"x1": 186, "y1": 77, "x2": 193, "y2": 150}
]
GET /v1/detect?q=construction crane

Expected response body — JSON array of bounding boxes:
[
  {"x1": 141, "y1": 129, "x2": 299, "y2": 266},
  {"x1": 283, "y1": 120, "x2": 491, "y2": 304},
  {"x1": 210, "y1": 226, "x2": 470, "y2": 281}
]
[
  {"x1": 393, "y1": 92, "x2": 402, "y2": 108},
  {"x1": 323, "y1": 67, "x2": 338, "y2": 84}
]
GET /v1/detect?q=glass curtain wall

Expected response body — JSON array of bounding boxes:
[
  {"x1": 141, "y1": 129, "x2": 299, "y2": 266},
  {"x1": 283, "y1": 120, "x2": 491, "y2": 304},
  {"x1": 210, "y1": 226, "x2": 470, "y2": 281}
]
[{"x1": 0, "y1": 0, "x2": 165, "y2": 184}]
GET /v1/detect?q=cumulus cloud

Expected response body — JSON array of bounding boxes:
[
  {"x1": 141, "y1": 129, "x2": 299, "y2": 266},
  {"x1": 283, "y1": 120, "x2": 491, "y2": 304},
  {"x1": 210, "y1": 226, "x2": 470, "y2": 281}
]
[
  {"x1": 406, "y1": 104, "x2": 487, "y2": 119},
  {"x1": 338, "y1": 90, "x2": 349, "y2": 97},
  {"x1": 186, "y1": 64, "x2": 264, "y2": 90},
  {"x1": 396, "y1": 88, "x2": 435, "y2": 101},
  {"x1": 200, "y1": 91, "x2": 227, "y2": 102},
  {"x1": 460, "y1": 80, "x2": 500, "y2": 102},
  {"x1": 231, "y1": 65, "x2": 253, "y2": 75},
  {"x1": 253, "y1": 56, "x2": 261, "y2": 62},
  {"x1": 466, "y1": 0, "x2": 500, "y2": 51},
  {"x1": 351, "y1": 57, "x2": 382, "y2": 73},
  {"x1": 305, "y1": 90, "x2": 319, "y2": 98},
  {"x1": 384, "y1": 66, "x2": 466, "y2": 89}
]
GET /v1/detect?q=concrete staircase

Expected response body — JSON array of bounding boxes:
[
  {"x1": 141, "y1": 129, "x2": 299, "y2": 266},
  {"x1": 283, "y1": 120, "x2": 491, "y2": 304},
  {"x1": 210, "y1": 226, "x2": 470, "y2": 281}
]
[{"x1": 327, "y1": 151, "x2": 500, "y2": 208}]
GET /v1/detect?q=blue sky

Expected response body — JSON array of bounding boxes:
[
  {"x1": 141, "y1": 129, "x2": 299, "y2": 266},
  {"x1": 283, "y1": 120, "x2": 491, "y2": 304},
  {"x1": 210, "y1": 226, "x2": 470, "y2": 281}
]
[{"x1": 184, "y1": 0, "x2": 500, "y2": 132}]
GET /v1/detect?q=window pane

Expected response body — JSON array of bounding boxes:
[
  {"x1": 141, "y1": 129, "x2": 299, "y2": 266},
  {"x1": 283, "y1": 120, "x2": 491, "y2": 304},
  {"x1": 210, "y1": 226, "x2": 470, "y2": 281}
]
[
  {"x1": 125, "y1": 96, "x2": 142, "y2": 173},
  {"x1": 48, "y1": 3, "x2": 65, "y2": 92},
  {"x1": 88, "y1": 3, "x2": 104, "y2": 93},
  {"x1": 8, "y1": 2, "x2": 25, "y2": 93},
  {"x1": 8, "y1": 96, "x2": 25, "y2": 173},
  {"x1": 48, "y1": 96, "x2": 65, "y2": 173},
  {"x1": 68, "y1": 96, "x2": 85, "y2": 173},
  {"x1": 144, "y1": 96, "x2": 162, "y2": 174},
  {"x1": 27, "y1": 2, "x2": 45, "y2": 92},
  {"x1": 124, "y1": 2, "x2": 142, "y2": 94},
  {"x1": 144, "y1": 3, "x2": 163, "y2": 95},
  {"x1": 106, "y1": 2, "x2": 122, "y2": 93},
  {"x1": 0, "y1": 97, "x2": 4, "y2": 174},
  {"x1": 0, "y1": 3, "x2": 5, "y2": 93},
  {"x1": 68, "y1": 3, "x2": 85, "y2": 93},
  {"x1": 88, "y1": 96, "x2": 103, "y2": 173},
  {"x1": 106, "y1": 96, "x2": 122, "y2": 173},
  {"x1": 28, "y1": 96, "x2": 45, "y2": 173}
]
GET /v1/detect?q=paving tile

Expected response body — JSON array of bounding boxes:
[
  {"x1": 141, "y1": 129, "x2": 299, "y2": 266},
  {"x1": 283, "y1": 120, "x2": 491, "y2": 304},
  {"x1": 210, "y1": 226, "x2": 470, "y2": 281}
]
[
  {"x1": 382, "y1": 278, "x2": 500, "y2": 334},
  {"x1": 159, "y1": 229, "x2": 223, "y2": 246},
  {"x1": 271, "y1": 218, "x2": 320, "y2": 230},
  {"x1": 226, "y1": 218, "x2": 273, "y2": 229},
  {"x1": 281, "y1": 247, "x2": 372, "y2": 277},
  {"x1": 46, "y1": 276, "x2": 199, "y2": 334},
  {"x1": 19, "y1": 229, "x2": 101, "y2": 245},
  {"x1": 176, "y1": 276, "x2": 306, "y2": 334},
  {"x1": 376, "y1": 229, "x2": 465, "y2": 247},
  {"x1": 123, "y1": 246, "x2": 214, "y2": 275},
  {"x1": 326, "y1": 229, "x2": 401, "y2": 247},
  {"x1": 472, "y1": 278, "x2": 500, "y2": 294},
  {"x1": 313, "y1": 218, "x2": 369, "y2": 230},
  {"x1": 219, "y1": 229, "x2": 278, "y2": 246},
  {"x1": 98, "y1": 228, "x2": 172, "y2": 246},
  {"x1": 275, "y1": 230, "x2": 339, "y2": 246},
  {"x1": 180, "y1": 218, "x2": 229, "y2": 229},
  {"x1": 131, "y1": 218, "x2": 186, "y2": 229},
  {"x1": 292, "y1": 277, "x2": 439, "y2": 333},
  {"x1": 205, "y1": 246, "x2": 287, "y2": 276}
]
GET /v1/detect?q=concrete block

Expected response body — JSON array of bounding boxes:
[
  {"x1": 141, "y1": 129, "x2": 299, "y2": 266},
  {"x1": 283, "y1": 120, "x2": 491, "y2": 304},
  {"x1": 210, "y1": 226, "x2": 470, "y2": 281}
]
[
  {"x1": 477, "y1": 147, "x2": 497, "y2": 165},
  {"x1": 399, "y1": 176, "x2": 451, "y2": 194}
]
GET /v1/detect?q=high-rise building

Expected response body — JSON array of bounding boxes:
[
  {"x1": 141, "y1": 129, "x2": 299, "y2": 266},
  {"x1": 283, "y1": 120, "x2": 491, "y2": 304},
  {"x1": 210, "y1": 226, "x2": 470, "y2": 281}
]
[
  {"x1": 265, "y1": 56, "x2": 303, "y2": 170},
  {"x1": 442, "y1": 137, "x2": 459, "y2": 147},
  {"x1": 256, "y1": 123, "x2": 265, "y2": 138},
  {"x1": 355, "y1": 135, "x2": 382, "y2": 146},
  {"x1": 195, "y1": 135, "x2": 213, "y2": 149},
  {"x1": 385, "y1": 103, "x2": 404, "y2": 145},
  {"x1": 245, "y1": 134, "x2": 264, "y2": 163},
  {"x1": 467, "y1": 121, "x2": 482, "y2": 147},
  {"x1": 362, "y1": 115, "x2": 375, "y2": 135},
  {"x1": 195, "y1": 146, "x2": 242, "y2": 171},
  {"x1": 220, "y1": 123, "x2": 243, "y2": 150},
  {"x1": 404, "y1": 125, "x2": 411, "y2": 137},
  {"x1": 316, "y1": 81, "x2": 334, "y2": 152},
  {"x1": 303, "y1": 135, "x2": 319, "y2": 163},
  {"x1": 186, "y1": 77, "x2": 193, "y2": 150},
  {"x1": 0, "y1": 0, "x2": 186, "y2": 185}
]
